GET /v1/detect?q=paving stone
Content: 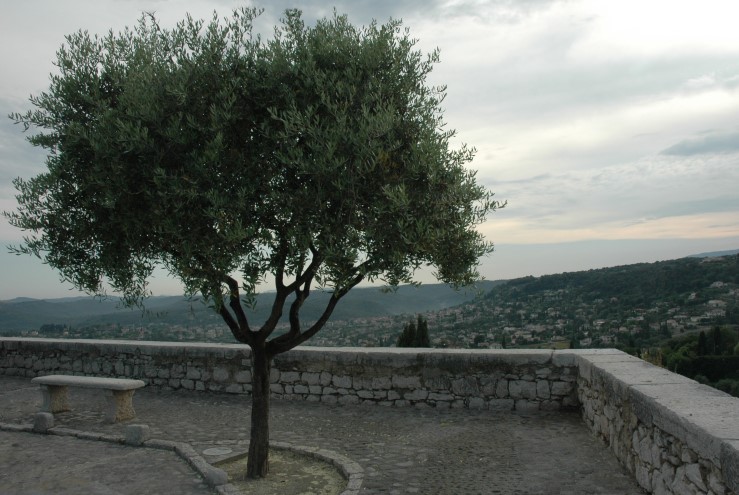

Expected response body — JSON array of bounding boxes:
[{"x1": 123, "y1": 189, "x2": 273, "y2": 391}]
[{"x1": 0, "y1": 375, "x2": 646, "y2": 494}]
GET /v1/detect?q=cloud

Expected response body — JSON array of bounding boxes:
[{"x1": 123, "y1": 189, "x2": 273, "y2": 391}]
[
  {"x1": 482, "y1": 152, "x2": 739, "y2": 243},
  {"x1": 660, "y1": 131, "x2": 739, "y2": 156}
]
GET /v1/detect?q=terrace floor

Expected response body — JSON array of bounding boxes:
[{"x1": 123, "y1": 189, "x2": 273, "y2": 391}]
[{"x1": 0, "y1": 375, "x2": 645, "y2": 494}]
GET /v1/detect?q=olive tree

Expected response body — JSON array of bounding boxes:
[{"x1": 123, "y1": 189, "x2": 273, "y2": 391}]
[{"x1": 5, "y1": 8, "x2": 503, "y2": 478}]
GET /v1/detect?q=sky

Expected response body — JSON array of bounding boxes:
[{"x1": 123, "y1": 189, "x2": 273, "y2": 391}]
[{"x1": 1, "y1": 0, "x2": 739, "y2": 299}]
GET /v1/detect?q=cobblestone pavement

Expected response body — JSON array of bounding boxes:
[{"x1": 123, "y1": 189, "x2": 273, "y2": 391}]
[{"x1": 1, "y1": 375, "x2": 645, "y2": 494}]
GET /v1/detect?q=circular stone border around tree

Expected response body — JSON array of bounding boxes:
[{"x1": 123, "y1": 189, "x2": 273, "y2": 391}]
[{"x1": 213, "y1": 441, "x2": 364, "y2": 495}]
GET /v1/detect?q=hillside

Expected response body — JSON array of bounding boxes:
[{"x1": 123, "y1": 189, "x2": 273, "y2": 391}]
[
  {"x1": 0, "y1": 281, "x2": 499, "y2": 334},
  {"x1": 305, "y1": 253, "x2": 739, "y2": 348}
]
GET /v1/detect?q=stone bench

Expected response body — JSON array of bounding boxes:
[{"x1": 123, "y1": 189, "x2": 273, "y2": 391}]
[{"x1": 31, "y1": 375, "x2": 146, "y2": 423}]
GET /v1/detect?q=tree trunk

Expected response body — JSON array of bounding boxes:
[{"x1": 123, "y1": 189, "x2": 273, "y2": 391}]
[{"x1": 247, "y1": 345, "x2": 271, "y2": 478}]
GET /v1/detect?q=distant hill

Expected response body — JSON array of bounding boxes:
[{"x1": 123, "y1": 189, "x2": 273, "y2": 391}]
[
  {"x1": 0, "y1": 281, "x2": 500, "y2": 333},
  {"x1": 483, "y1": 254, "x2": 739, "y2": 308},
  {"x1": 689, "y1": 249, "x2": 739, "y2": 258}
]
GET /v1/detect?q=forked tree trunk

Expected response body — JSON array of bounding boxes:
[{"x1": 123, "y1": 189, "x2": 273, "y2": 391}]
[{"x1": 247, "y1": 345, "x2": 271, "y2": 478}]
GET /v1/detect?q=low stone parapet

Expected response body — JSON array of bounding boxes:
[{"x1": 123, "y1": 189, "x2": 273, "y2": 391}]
[
  {"x1": 576, "y1": 349, "x2": 739, "y2": 495},
  {"x1": 271, "y1": 347, "x2": 579, "y2": 410},
  {"x1": 0, "y1": 338, "x2": 578, "y2": 411}
]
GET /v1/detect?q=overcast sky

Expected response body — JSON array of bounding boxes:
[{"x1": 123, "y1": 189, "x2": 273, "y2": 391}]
[{"x1": 1, "y1": 0, "x2": 739, "y2": 299}]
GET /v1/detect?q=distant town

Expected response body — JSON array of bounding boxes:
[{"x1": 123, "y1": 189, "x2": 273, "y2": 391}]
[{"x1": 9, "y1": 253, "x2": 736, "y2": 353}]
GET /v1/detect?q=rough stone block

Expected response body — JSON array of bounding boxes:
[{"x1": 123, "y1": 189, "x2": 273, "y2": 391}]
[
  {"x1": 171, "y1": 364, "x2": 185, "y2": 378},
  {"x1": 234, "y1": 370, "x2": 251, "y2": 383},
  {"x1": 514, "y1": 399, "x2": 539, "y2": 413},
  {"x1": 302, "y1": 372, "x2": 320, "y2": 385},
  {"x1": 33, "y1": 412, "x2": 54, "y2": 432},
  {"x1": 480, "y1": 380, "x2": 497, "y2": 396},
  {"x1": 509, "y1": 380, "x2": 537, "y2": 400},
  {"x1": 225, "y1": 384, "x2": 243, "y2": 394},
  {"x1": 451, "y1": 377, "x2": 479, "y2": 396},
  {"x1": 357, "y1": 390, "x2": 374, "y2": 399},
  {"x1": 371, "y1": 376, "x2": 391, "y2": 390},
  {"x1": 392, "y1": 375, "x2": 421, "y2": 389},
  {"x1": 281, "y1": 371, "x2": 300, "y2": 383},
  {"x1": 404, "y1": 389, "x2": 428, "y2": 401},
  {"x1": 424, "y1": 376, "x2": 451, "y2": 391},
  {"x1": 684, "y1": 463, "x2": 707, "y2": 492},
  {"x1": 333, "y1": 375, "x2": 352, "y2": 389},
  {"x1": 269, "y1": 368, "x2": 280, "y2": 383},
  {"x1": 309, "y1": 385, "x2": 322, "y2": 395},
  {"x1": 428, "y1": 392, "x2": 453, "y2": 401},
  {"x1": 495, "y1": 379, "x2": 509, "y2": 398},
  {"x1": 551, "y1": 381, "x2": 572, "y2": 396},
  {"x1": 536, "y1": 380, "x2": 550, "y2": 399},
  {"x1": 124, "y1": 424, "x2": 151, "y2": 445},
  {"x1": 212, "y1": 367, "x2": 230, "y2": 383},
  {"x1": 721, "y1": 440, "x2": 739, "y2": 494}
]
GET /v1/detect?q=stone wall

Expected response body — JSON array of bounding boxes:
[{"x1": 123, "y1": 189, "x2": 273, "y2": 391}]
[
  {"x1": 0, "y1": 338, "x2": 578, "y2": 411},
  {"x1": 577, "y1": 349, "x2": 739, "y2": 495},
  {"x1": 1, "y1": 338, "x2": 738, "y2": 494}
]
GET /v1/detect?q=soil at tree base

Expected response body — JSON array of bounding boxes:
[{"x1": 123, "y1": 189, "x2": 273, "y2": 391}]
[{"x1": 216, "y1": 449, "x2": 345, "y2": 495}]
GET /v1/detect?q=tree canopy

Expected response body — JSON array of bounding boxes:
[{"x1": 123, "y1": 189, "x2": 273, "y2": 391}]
[
  {"x1": 5, "y1": 8, "x2": 503, "y2": 477},
  {"x1": 7, "y1": 8, "x2": 501, "y2": 350}
]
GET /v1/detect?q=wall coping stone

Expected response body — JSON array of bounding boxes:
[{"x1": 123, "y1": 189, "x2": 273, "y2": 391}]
[{"x1": 630, "y1": 383, "x2": 739, "y2": 464}]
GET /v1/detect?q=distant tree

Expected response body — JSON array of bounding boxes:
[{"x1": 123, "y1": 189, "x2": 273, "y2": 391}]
[
  {"x1": 4, "y1": 8, "x2": 502, "y2": 478},
  {"x1": 697, "y1": 331, "x2": 708, "y2": 356},
  {"x1": 712, "y1": 326, "x2": 723, "y2": 355},
  {"x1": 397, "y1": 319, "x2": 416, "y2": 347},
  {"x1": 397, "y1": 315, "x2": 431, "y2": 347},
  {"x1": 416, "y1": 315, "x2": 431, "y2": 347}
]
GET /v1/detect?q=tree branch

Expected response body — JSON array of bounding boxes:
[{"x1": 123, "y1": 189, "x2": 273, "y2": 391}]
[
  {"x1": 260, "y1": 249, "x2": 321, "y2": 341},
  {"x1": 225, "y1": 275, "x2": 251, "y2": 333},
  {"x1": 214, "y1": 292, "x2": 251, "y2": 345},
  {"x1": 266, "y1": 270, "x2": 365, "y2": 356}
]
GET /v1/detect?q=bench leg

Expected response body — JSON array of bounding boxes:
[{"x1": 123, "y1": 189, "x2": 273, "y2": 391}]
[
  {"x1": 105, "y1": 389, "x2": 137, "y2": 423},
  {"x1": 39, "y1": 385, "x2": 70, "y2": 414}
]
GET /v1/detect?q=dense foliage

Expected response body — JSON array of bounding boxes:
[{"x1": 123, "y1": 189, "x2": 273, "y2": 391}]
[
  {"x1": 396, "y1": 315, "x2": 430, "y2": 347},
  {"x1": 659, "y1": 326, "x2": 739, "y2": 396},
  {"x1": 490, "y1": 256, "x2": 739, "y2": 308}
]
